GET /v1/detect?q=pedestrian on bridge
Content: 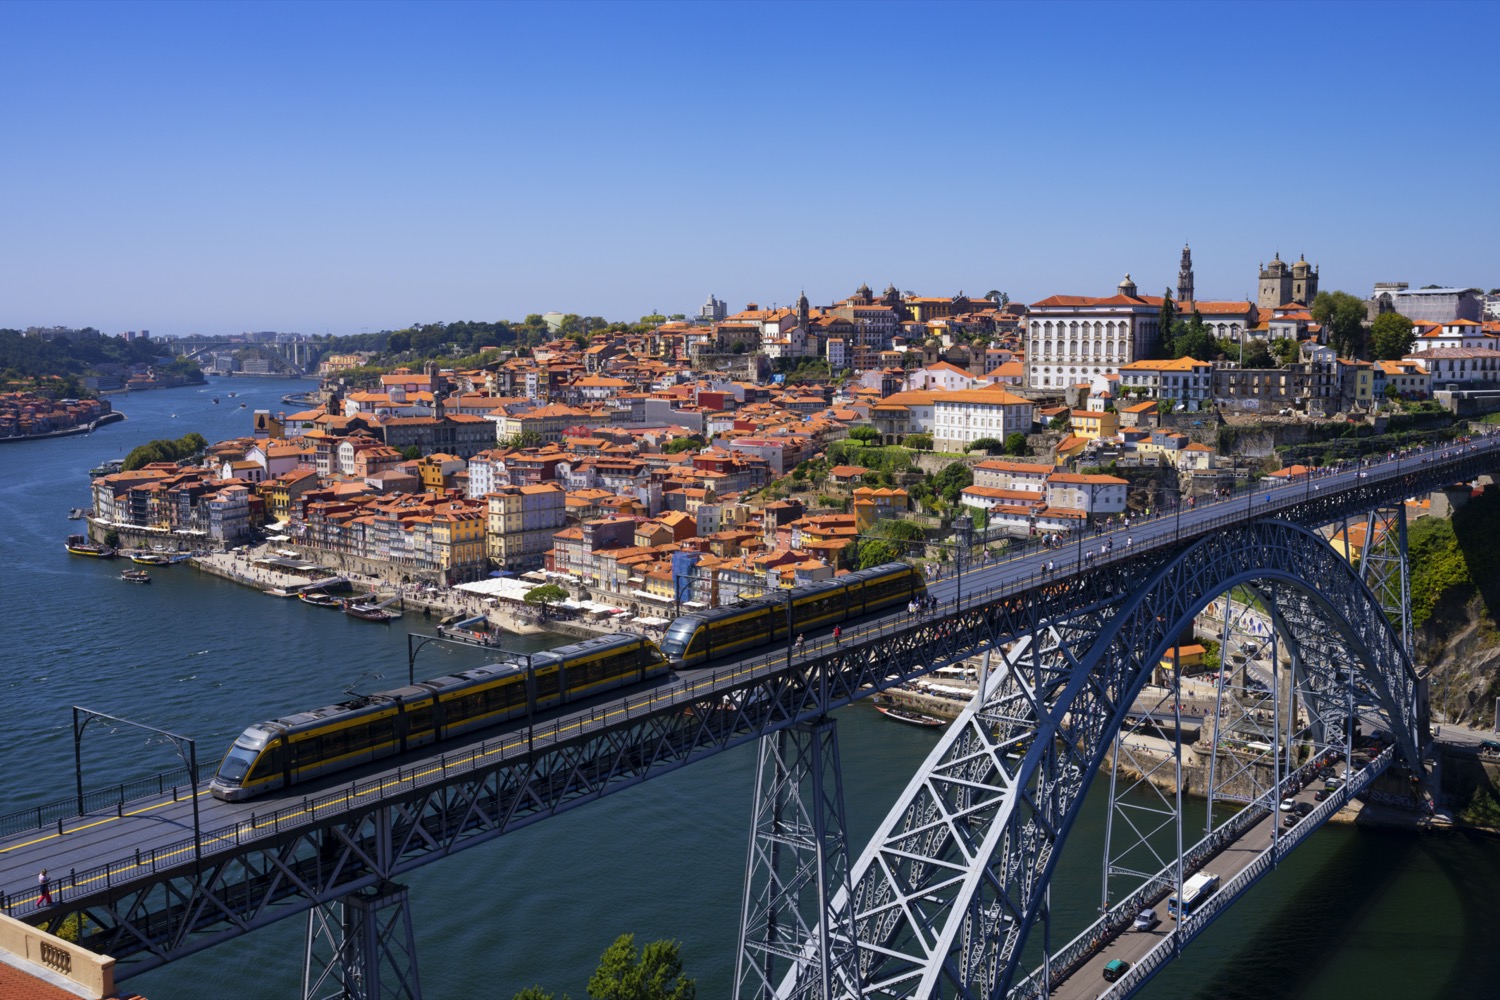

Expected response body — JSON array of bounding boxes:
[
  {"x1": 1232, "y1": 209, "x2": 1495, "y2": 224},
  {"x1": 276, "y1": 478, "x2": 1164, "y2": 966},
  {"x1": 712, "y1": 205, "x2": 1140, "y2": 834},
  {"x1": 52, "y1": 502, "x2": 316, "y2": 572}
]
[{"x1": 36, "y1": 869, "x2": 52, "y2": 908}]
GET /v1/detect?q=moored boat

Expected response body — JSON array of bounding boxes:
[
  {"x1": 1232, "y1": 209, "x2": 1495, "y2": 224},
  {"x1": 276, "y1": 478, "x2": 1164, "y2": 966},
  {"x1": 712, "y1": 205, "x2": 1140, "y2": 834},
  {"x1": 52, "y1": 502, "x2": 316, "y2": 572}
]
[
  {"x1": 131, "y1": 552, "x2": 172, "y2": 565},
  {"x1": 88, "y1": 459, "x2": 124, "y2": 478},
  {"x1": 342, "y1": 600, "x2": 396, "y2": 623},
  {"x1": 264, "y1": 587, "x2": 300, "y2": 598},
  {"x1": 873, "y1": 700, "x2": 946, "y2": 728},
  {"x1": 298, "y1": 590, "x2": 342, "y2": 608},
  {"x1": 65, "y1": 534, "x2": 115, "y2": 558},
  {"x1": 120, "y1": 569, "x2": 151, "y2": 584}
]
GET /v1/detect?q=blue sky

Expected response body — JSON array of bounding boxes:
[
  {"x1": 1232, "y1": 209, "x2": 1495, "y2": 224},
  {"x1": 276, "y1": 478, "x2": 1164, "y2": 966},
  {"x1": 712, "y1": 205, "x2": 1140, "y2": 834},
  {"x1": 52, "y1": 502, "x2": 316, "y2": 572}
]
[{"x1": 3, "y1": 0, "x2": 1496, "y2": 337}]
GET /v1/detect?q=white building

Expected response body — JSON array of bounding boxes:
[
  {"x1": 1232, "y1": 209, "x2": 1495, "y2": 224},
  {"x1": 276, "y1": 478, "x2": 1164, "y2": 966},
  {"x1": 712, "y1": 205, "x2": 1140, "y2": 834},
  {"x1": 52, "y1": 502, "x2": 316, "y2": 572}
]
[
  {"x1": 1026, "y1": 275, "x2": 1165, "y2": 390},
  {"x1": 931, "y1": 388, "x2": 1035, "y2": 452}
]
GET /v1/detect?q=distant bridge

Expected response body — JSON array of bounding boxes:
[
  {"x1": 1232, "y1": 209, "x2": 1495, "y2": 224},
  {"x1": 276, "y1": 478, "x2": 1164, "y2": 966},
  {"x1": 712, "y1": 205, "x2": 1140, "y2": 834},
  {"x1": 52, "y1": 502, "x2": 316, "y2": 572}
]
[{"x1": 170, "y1": 336, "x2": 321, "y2": 377}]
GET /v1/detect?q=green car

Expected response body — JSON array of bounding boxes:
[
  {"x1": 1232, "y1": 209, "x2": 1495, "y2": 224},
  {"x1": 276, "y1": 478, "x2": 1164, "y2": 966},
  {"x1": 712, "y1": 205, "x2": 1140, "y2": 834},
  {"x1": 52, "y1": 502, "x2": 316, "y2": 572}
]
[{"x1": 1103, "y1": 958, "x2": 1130, "y2": 982}]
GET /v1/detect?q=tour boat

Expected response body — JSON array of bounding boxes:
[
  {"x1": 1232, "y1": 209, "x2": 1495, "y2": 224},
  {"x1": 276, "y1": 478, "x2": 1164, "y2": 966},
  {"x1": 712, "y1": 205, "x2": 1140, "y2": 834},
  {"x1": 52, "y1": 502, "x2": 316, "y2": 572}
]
[
  {"x1": 343, "y1": 600, "x2": 396, "y2": 623},
  {"x1": 131, "y1": 552, "x2": 172, "y2": 566},
  {"x1": 873, "y1": 699, "x2": 946, "y2": 728},
  {"x1": 120, "y1": 569, "x2": 151, "y2": 584},
  {"x1": 65, "y1": 534, "x2": 114, "y2": 558},
  {"x1": 298, "y1": 590, "x2": 342, "y2": 608}
]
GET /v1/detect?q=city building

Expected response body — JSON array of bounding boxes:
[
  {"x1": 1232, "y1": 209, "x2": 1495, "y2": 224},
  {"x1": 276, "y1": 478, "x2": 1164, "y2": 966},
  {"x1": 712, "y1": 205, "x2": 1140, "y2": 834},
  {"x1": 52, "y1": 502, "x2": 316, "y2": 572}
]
[{"x1": 1025, "y1": 275, "x2": 1165, "y2": 390}]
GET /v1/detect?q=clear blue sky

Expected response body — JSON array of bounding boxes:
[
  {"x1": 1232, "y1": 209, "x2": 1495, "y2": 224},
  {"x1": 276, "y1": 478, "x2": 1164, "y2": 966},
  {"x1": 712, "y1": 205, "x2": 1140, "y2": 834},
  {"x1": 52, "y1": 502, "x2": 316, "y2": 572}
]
[{"x1": 3, "y1": 0, "x2": 1496, "y2": 338}]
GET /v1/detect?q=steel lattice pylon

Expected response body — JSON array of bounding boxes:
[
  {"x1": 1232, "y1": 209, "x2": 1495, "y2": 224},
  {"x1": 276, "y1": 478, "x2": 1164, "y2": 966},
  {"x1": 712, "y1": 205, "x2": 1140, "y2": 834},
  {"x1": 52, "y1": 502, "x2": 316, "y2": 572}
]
[
  {"x1": 737, "y1": 718, "x2": 859, "y2": 1000},
  {"x1": 303, "y1": 881, "x2": 421, "y2": 1000},
  {"x1": 801, "y1": 519, "x2": 1423, "y2": 1000}
]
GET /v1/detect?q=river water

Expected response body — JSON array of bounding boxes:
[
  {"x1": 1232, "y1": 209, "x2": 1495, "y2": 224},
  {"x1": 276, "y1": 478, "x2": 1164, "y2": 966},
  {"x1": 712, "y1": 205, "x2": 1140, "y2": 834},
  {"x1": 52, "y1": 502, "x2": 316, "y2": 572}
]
[{"x1": 1, "y1": 377, "x2": 1494, "y2": 999}]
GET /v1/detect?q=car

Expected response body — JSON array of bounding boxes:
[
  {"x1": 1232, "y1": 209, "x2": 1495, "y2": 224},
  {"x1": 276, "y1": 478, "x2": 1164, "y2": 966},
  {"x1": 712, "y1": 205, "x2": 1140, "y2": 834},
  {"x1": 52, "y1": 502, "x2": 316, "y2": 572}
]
[
  {"x1": 1133, "y1": 908, "x2": 1160, "y2": 931},
  {"x1": 1283, "y1": 813, "x2": 1299, "y2": 828},
  {"x1": 1279, "y1": 797, "x2": 1296, "y2": 812},
  {"x1": 1314, "y1": 789, "x2": 1330, "y2": 802},
  {"x1": 1296, "y1": 801, "x2": 1314, "y2": 816},
  {"x1": 1103, "y1": 959, "x2": 1130, "y2": 983},
  {"x1": 1317, "y1": 766, "x2": 1334, "y2": 779},
  {"x1": 1324, "y1": 778, "x2": 1343, "y2": 793}
]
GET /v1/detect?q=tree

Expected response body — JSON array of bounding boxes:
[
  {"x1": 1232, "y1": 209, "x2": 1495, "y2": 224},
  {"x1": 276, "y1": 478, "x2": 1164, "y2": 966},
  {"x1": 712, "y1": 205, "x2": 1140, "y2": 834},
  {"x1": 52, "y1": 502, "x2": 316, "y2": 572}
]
[
  {"x1": 933, "y1": 461, "x2": 973, "y2": 503},
  {"x1": 964, "y1": 437, "x2": 1004, "y2": 454},
  {"x1": 401, "y1": 445, "x2": 422, "y2": 461},
  {"x1": 1157, "y1": 291, "x2": 1177, "y2": 359},
  {"x1": 1003, "y1": 432, "x2": 1029, "y2": 456},
  {"x1": 904, "y1": 432, "x2": 933, "y2": 450},
  {"x1": 1170, "y1": 315, "x2": 1218, "y2": 361},
  {"x1": 663, "y1": 437, "x2": 702, "y2": 454},
  {"x1": 1311, "y1": 290, "x2": 1369, "y2": 359},
  {"x1": 846, "y1": 425, "x2": 879, "y2": 443},
  {"x1": 523, "y1": 584, "x2": 568, "y2": 618},
  {"x1": 1239, "y1": 340, "x2": 1273, "y2": 369},
  {"x1": 1270, "y1": 338, "x2": 1301, "y2": 366},
  {"x1": 1048, "y1": 412, "x2": 1070, "y2": 431},
  {"x1": 1371, "y1": 311, "x2": 1416, "y2": 360},
  {"x1": 984, "y1": 290, "x2": 1009, "y2": 306},
  {"x1": 856, "y1": 538, "x2": 901, "y2": 569},
  {"x1": 512, "y1": 989, "x2": 563, "y2": 1000},
  {"x1": 586, "y1": 934, "x2": 695, "y2": 1000}
]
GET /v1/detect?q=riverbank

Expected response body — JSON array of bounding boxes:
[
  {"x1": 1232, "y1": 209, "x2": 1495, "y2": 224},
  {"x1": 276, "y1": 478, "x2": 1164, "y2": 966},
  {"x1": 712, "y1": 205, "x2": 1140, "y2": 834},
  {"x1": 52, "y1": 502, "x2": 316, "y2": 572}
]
[
  {"x1": 189, "y1": 545, "x2": 607, "y2": 640},
  {"x1": 0, "y1": 410, "x2": 125, "y2": 443}
]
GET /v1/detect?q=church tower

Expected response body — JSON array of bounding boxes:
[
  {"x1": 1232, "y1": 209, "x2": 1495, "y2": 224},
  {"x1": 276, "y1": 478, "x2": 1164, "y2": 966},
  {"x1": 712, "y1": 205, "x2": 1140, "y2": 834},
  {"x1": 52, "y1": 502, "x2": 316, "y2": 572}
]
[
  {"x1": 1290, "y1": 254, "x2": 1318, "y2": 305},
  {"x1": 1258, "y1": 253, "x2": 1291, "y2": 310},
  {"x1": 796, "y1": 290, "x2": 811, "y2": 328},
  {"x1": 1176, "y1": 244, "x2": 1195, "y2": 308}
]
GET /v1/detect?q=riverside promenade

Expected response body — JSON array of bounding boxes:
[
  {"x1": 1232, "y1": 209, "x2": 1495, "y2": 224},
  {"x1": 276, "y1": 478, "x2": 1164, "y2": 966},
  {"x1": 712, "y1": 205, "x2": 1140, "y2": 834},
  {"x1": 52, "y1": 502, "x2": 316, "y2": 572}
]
[{"x1": 188, "y1": 543, "x2": 596, "y2": 638}]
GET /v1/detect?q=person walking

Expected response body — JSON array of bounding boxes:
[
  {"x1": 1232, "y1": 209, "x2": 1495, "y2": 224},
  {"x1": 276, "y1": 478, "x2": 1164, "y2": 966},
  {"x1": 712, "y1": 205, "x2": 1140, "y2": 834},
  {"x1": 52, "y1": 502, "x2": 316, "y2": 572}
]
[
  {"x1": 833, "y1": 625, "x2": 842, "y2": 644},
  {"x1": 796, "y1": 634, "x2": 806, "y2": 656},
  {"x1": 36, "y1": 869, "x2": 52, "y2": 908}
]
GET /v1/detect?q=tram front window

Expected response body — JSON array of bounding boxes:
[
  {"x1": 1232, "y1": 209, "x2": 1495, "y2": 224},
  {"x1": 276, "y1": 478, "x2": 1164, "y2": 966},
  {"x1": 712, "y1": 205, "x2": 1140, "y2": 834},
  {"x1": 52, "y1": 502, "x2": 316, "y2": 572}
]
[
  {"x1": 662, "y1": 622, "x2": 696, "y2": 658},
  {"x1": 216, "y1": 745, "x2": 260, "y2": 783}
]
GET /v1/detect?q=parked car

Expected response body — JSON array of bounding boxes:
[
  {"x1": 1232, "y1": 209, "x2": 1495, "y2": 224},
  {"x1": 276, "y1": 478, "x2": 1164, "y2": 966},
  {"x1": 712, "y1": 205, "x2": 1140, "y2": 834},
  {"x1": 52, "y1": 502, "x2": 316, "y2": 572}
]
[
  {"x1": 1103, "y1": 959, "x2": 1130, "y2": 983},
  {"x1": 1133, "y1": 908, "x2": 1160, "y2": 931}
]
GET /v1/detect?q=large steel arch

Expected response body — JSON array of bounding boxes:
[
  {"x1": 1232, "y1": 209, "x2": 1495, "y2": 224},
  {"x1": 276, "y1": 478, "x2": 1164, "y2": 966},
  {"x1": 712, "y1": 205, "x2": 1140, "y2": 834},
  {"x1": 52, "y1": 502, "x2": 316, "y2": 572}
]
[{"x1": 829, "y1": 519, "x2": 1420, "y2": 999}]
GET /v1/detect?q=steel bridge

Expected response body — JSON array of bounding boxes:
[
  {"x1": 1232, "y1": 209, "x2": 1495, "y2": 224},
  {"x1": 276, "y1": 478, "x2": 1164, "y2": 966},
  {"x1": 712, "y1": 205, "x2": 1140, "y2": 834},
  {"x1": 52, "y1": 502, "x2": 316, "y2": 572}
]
[
  {"x1": 171, "y1": 336, "x2": 319, "y2": 377},
  {"x1": 2, "y1": 438, "x2": 1496, "y2": 999}
]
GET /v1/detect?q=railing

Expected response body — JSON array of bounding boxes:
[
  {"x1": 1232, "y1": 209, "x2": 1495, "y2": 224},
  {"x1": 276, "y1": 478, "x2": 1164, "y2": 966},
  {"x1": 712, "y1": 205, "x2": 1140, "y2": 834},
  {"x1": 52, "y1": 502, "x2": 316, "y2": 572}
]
[{"x1": 0, "y1": 762, "x2": 218, "y2": 840}]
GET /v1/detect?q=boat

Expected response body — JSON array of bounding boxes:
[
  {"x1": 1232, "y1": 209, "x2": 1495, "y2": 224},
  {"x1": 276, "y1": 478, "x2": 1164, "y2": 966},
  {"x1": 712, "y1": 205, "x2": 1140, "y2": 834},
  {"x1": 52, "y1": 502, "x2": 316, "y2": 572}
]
[
  {"x1": 227, "y1": 392, "x2": 237, "y2": 397},
  {"x1": 120, "y1": 569, "x2": 151, "y2": 584},
  {"x1": 298, "y1": 590, "x2": 342, "y2": 608},
  {"x1": 213, "y1": 397, "x2": 220, "y2": 404},
  {"x1": 264, "y1": 587, "x2": 300, "y2": 598},
  {"x1": 874, "y1": 703, "x2": 947, "y2": 728},
  {"x1": 239, "y1": 402, "x2": 246, "y2": 408},
  {"x1": 131, "y1": 552, "x2": 172, "y2": 566},
  {"x1": 89, "y1": 459, "x2": 124, "y2": 478},
  {"x1": 67, "y1": 508, "x2": 87, "y2": 520},
  {"x1": 65, "y1": 534, "x2": 115, "y2": 558},
  {"x1": 342, "y1": 600, "x2": 396, "y2": 623}
]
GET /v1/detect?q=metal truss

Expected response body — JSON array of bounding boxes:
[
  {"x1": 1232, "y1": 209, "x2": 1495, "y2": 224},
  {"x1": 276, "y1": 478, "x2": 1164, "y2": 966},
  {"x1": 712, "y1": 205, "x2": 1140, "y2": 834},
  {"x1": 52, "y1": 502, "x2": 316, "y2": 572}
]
[
  {"x1": 736, "y1": 719, "x2": 859, "y2": 1000},
  {"x1": 303, "y1": 881, "x2": 421, "y2": 1000},
  {"x1": 814, "y1": 519, "x2": 1422, "y2": 1000}
]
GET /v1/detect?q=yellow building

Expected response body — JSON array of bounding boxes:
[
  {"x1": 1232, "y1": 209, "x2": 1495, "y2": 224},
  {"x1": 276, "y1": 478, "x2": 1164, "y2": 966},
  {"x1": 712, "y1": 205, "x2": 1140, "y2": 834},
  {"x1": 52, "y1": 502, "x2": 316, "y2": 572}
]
[
  {"x1": 431, "y1": 509, "x2": 487, "y2": 583},
  {"x1": 1070, "y1": 409, "x2": 1119, "y2": 441}
]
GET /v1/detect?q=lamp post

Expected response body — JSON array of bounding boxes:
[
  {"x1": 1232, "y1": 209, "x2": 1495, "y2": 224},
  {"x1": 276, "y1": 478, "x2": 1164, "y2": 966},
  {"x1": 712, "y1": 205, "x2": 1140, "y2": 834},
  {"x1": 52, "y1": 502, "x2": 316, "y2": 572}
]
[
  {"x1": 953, "y1": 512, "x2": 974, "y2": 613},
  {"x1": 407, "y1": 631, "x2": 447, "y2": 686},
  {"x1": 73, "y1": 707, "x2": 202, "y2": 870}
]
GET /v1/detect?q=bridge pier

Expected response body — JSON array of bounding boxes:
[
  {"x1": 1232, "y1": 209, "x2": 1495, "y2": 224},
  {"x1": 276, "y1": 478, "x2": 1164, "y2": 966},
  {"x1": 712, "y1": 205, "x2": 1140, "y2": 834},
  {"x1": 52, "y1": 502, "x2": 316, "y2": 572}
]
[
  {"x1": 735, "y1": 718, "x2": 858, "y2": 1000},
  {"x1": 303, "y1": 881, "x2": 421, "y2": 1000}
]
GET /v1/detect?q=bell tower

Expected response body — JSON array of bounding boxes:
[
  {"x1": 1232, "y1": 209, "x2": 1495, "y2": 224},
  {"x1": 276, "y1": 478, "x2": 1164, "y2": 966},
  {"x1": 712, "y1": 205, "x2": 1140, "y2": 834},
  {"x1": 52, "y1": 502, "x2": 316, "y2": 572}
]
[{"x1": 1176, "y1": 244, "x2": 1195, "y2": 308}]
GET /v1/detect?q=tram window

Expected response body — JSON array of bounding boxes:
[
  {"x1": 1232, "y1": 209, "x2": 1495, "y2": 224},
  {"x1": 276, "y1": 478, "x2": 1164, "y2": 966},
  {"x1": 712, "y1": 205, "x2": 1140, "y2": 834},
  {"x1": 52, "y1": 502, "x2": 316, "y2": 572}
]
[{"x1": 249, "y1": 748, "x2": 280, "y2": 781}]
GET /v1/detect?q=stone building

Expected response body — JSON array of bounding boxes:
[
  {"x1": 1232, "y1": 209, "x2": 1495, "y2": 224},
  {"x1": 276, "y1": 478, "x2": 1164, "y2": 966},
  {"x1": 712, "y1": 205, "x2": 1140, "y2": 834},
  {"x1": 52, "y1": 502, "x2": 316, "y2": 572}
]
[{"x1": 1257, "y1": 253, "x2": 1319, "y2": 309}]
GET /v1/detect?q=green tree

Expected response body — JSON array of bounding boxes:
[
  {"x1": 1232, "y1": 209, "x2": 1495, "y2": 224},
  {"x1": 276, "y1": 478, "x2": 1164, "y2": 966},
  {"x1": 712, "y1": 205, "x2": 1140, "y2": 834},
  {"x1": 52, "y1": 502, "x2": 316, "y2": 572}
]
[
  {"x1": 1157, "y1": 291, "x2": 1177, "y2": 358},
  {"x1": 1170, "y1": 313, "x2": 1218, "y2": 361},
  {"x1": 502, "y1": 429, "x2": 543, "y2": 449},
  {"x1": 512, "y1": 989, "x2": 564, "y2": 1000},
  {"x1": 1048, "y1": 413, "x2": 1070, "y2": 431},
  {"x1": 857, "y1": 538, "x2": 901, "y2": 569},
  {"x1": 1003, "y1": 432, "x2": 1028, "y2": 456},
  {"x1": 586, "y1": 934, "x2": 695, "y2": 1000},
  {"x1": 1370, "y1": 311, "x2": 1416, "y2": 360},
  {"x1": 846, "y1": 425, "x2": 879, "y2": 443},
  {"x1": 964, "y1": 436, "x2": 1003, "y2": 454},
  {"x1": 663, "y1": 436, "x2": 703, "y2": 454},
  {"x1": 401, "y1": 445, "x2": 422, "y2": 461},
  {"x1": 1270, "y1": 338, "x2": 1301, "y2": 366},
  {"x1": 933, "y1": 461, "x2": 973, "y2": 503},
  {"x1": 1239, "y1": 340, "x2": 1274, "y2": 368},
  {"x1": 523, "y1": 584, "x2": 568, "y2": 618},
  {"x1": 903, "y1": 432, "x2": 933, "y2": 450},
  {"x1": 1311, "y1": 290, "x2": 1369, "y2": 358}
]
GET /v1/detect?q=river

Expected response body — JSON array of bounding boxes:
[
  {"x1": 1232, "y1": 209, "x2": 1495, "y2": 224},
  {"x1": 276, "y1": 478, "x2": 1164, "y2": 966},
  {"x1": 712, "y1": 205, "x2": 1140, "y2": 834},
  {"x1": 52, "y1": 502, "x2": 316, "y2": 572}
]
[{"x1": 0, "y1": 377, "x2": 1494, "y2": 999}]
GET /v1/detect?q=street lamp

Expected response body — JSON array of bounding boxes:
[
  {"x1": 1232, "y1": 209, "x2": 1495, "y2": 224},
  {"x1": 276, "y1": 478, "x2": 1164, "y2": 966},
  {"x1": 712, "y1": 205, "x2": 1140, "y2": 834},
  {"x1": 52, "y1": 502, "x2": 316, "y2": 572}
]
[
  {"x1": 953, "y1": 512, "x2": 974, "y2": 613},
  {"x1": 73, "y1": 707, "x2": 203, "y2": 871}
]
